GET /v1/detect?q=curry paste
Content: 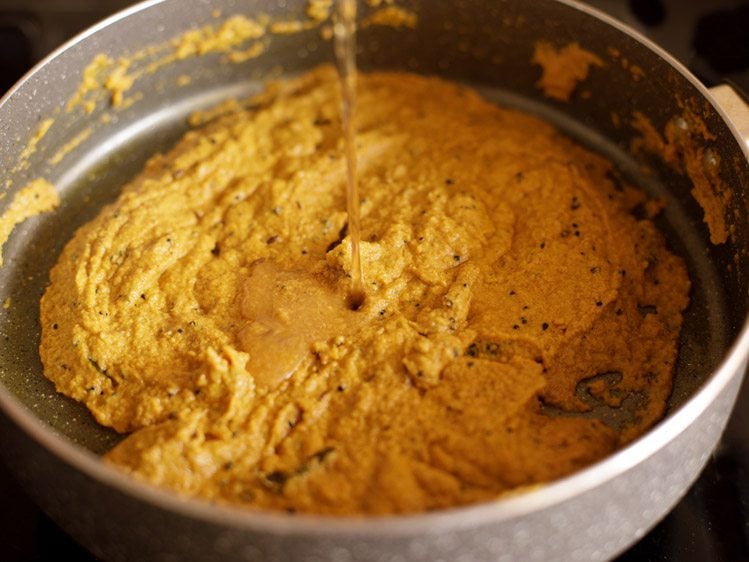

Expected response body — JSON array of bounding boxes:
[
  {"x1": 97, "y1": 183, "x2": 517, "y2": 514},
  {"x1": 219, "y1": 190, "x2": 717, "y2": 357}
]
[{"x1": 40, "y1": 67, "x2": 689, "y2": 515}]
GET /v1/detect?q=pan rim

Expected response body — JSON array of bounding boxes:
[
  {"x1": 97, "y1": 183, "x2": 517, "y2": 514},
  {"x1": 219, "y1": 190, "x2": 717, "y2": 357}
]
[{"x1": 0, "y1": 0, "x2": 748, "y2": 538}]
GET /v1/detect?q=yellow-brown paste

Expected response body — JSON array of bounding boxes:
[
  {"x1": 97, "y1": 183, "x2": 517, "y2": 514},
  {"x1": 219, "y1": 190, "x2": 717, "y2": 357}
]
[
  {"x1": 532, "y1": 41, "x2": 604, "y2": 102},
  {"x1": 40, "y1": 67, "x2": 689, "y2": 515}
]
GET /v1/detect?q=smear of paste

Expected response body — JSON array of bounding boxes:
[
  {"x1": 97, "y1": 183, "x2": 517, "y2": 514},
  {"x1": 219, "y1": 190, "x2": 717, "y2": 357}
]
[
  {"x1": 227, "y1": 42, "x2": 267, "y2": 64},
  {"x1": 0, "y1": 179, "x2": 59, "y2": 267},
  {"x1": 307, "y1": 0, "x2": 333, "y2": 22},
  {"x1": 532, "y1": 41, "x2": 604, "y2": 102},
  {"x1": 65, "y1": 15, "x2": 268, "y2": 114},
  {"x1": 49, "y1": 128, "x2": 93, "y2": 165},
  {"x1": 269, "y1": 20, "x2": 316, "y2": 34},
  {"x1": 63, "y1": 0, "x2": 416, "y2": 117},
  {"x1": 18, "y1": 119, "x2": 55, "y2": 168},
  {"x1": 631, "y1": 110, "x2": 730, "y2": 244},
  {"x1": 362, "y1": 6, "x2": 418, "y2": 28},
  {"x1": 606, "y1": 47, "x2": 646, "y2": 82}
]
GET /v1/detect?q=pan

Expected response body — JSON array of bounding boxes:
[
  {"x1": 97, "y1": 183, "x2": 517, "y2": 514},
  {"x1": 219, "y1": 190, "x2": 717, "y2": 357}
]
[{"x1": 0, "y1": 0, "x2": 747, "y2": 560}]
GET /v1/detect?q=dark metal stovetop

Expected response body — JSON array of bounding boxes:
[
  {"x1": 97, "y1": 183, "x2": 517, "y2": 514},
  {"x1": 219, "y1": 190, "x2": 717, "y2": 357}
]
[{"x1": 0, "y1": 1, "x2": 748, "y2": 560}]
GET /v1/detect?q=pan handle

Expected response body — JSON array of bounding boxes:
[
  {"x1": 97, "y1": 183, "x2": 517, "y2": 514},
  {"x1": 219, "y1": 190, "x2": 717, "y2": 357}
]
[{"x1": 709, "y1": 84, "x2": 749, "y2": 151}]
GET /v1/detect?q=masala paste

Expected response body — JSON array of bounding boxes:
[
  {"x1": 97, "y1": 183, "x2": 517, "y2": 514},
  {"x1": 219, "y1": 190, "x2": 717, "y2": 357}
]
[{"x1": 40, "y1": 67, "x2": 690, "y2": 515}]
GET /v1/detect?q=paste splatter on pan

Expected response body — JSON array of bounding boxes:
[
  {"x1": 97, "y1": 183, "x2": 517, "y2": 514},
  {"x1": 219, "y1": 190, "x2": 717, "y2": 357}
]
[
  {"x1": 532, "y1": 41, "x2": 604, "y2": 102},
  {"x1": 631, "y1": 110, "x2": 731, "y2": 245},
  {"x1": 40, "y1": 67, "x2": 689, "y2": 515},
  {"x1": 532, "y1": 41, "x2": 731, "y2": 245},
  {"x1": 64, "y1": 1, "x2": 416, "y2": 117}
]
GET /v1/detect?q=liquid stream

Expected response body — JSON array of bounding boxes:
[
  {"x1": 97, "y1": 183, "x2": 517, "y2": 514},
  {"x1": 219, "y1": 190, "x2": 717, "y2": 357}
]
[{"x1": 334, "y1": 0, "x2": 365, "y2": 309}]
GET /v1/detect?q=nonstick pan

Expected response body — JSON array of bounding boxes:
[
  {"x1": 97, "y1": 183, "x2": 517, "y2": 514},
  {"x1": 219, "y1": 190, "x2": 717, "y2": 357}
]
[{"x1": 0, "y1": 0, "x2": 748, "y2": 560}]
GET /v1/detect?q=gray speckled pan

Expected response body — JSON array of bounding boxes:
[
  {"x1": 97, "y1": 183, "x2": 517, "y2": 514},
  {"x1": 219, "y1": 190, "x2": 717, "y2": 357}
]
[{"x1": 0, "y1": 0, "x2": 748, "y2": 560}]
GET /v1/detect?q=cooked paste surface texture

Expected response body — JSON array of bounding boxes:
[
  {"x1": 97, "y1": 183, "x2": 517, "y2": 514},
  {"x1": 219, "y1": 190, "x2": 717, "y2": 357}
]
[{"x1": 40, "y1": 67, "x2": 690, "y2": 515}]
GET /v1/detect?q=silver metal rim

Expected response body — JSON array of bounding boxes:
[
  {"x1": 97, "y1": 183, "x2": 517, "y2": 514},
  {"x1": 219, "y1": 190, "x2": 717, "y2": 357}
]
[{"x1": 0, "y1": 0, "x2": 748, "y2": 538}]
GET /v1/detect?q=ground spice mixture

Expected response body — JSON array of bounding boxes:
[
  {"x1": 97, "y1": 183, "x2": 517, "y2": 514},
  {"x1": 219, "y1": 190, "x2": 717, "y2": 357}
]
[{"x1": 39, "y1": 66, "x2": 690, "y2": 515}]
